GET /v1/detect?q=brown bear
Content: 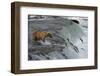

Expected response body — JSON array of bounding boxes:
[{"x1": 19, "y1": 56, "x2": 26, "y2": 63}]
[{"x1": 33, "y1": 31, "x2": 52, "y2": 42}]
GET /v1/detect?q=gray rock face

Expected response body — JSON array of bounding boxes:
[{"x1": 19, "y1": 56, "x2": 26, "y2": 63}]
[{"x1": 28, "y1": 15, "x2": 88, "y2": 60}]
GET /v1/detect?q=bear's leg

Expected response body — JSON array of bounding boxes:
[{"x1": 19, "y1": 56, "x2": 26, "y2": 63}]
[
  {"x1": 42, "y1": 38, "x2": 45, "y2": 42},
  {"x1": 34, "y1": 37, "x2": 38, "y2": 41}
]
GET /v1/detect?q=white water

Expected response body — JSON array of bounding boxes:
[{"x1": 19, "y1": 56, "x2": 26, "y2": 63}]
[
  {"x1": 39, "y1": 40, "x2": 52, "y2": 45},
  {"x1": 59, "y1": 22, "x2": 88, "y2": 59}
]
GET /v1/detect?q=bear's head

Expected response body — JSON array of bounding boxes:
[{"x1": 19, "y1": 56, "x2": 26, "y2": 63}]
[{"x1": 47, "y1": 32, "x2": 52, "y2": 38}]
